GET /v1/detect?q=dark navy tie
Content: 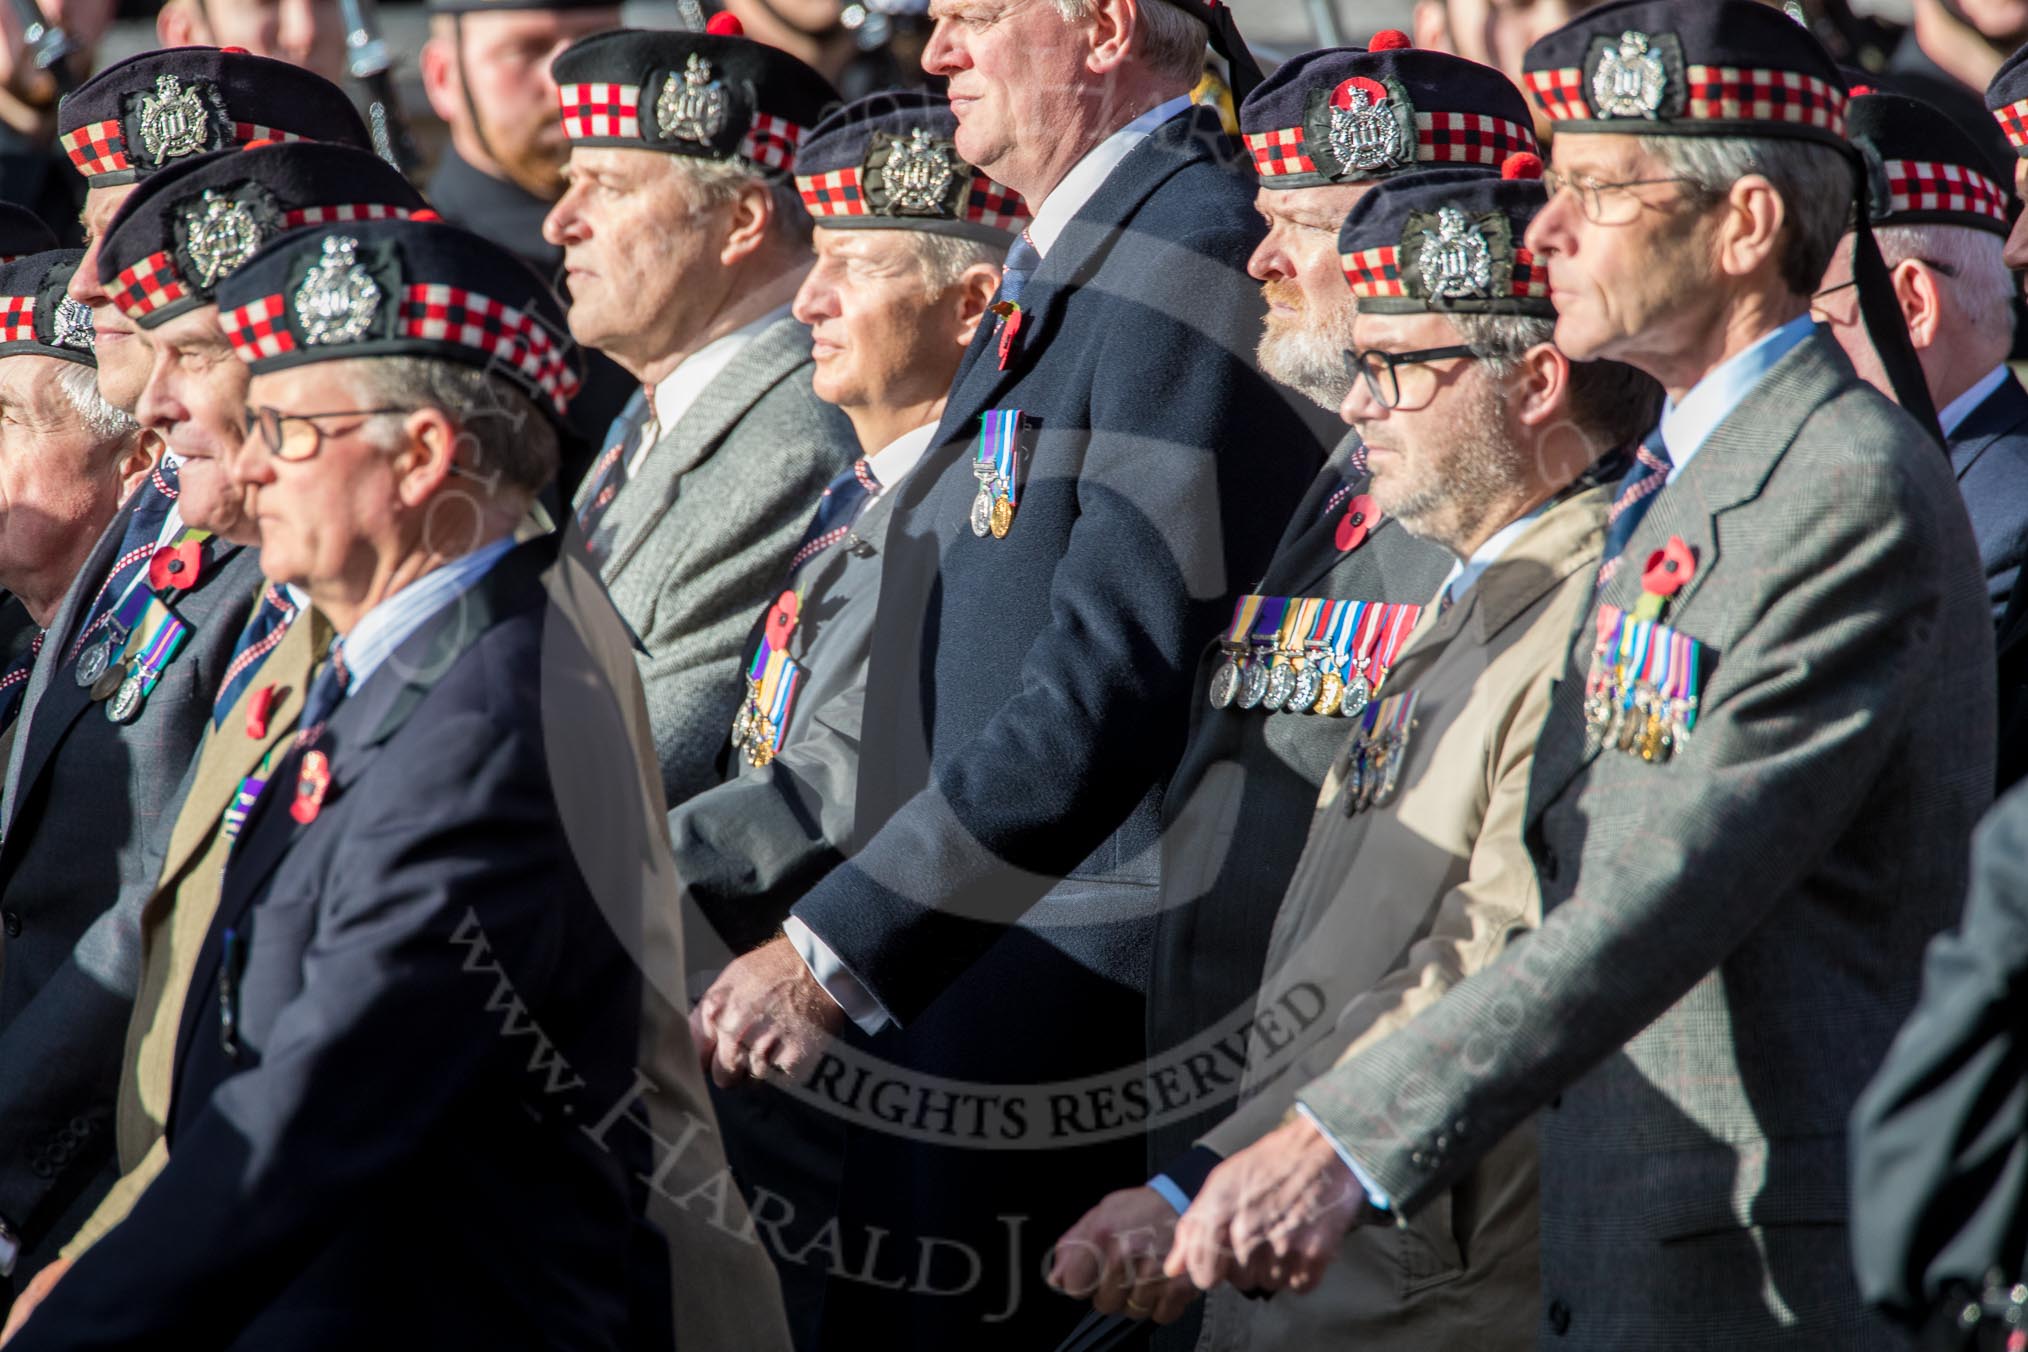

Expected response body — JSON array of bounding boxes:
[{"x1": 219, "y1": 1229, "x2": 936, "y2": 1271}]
[
  {"x1": 70, "y1": 459, "x2": 182, "y2": 659},
  {"x1": 1596, "y1": 427, "x2": 1673, "y2": 588},
  {"x1": 211, "y1": 586, "x2": 300, "y2": 728},
  {"x1": 294, "y1": 644, "x2": 351, "y2": 747},
  {"x1": 998, "y1": 229, "x2": 1041, "y2": 310},
  {"x1": 576, "y1": 394, "x2": 655, "y2": 566}
]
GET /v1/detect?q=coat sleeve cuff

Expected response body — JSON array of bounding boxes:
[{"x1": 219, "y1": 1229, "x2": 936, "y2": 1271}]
[{"x1": 784, "y1": 917, "x2": 892, "y2": 1036}]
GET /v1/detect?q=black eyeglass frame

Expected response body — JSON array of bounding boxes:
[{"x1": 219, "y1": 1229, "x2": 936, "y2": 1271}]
[{"x1": 1342, "y1": 344, "x2": 1482, "y2": 409}]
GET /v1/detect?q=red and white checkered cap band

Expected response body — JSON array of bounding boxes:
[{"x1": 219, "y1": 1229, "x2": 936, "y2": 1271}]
[
  {"x1": 111, "y1": 250, "x2": 192, "y2": 321},
  {"x1": 1511, "y1": 246, "x2": 1550, "y2": 301},
  {"x1": 234, "y1": 123, "x2": 309, "y2": 146},
  {"x1": 798, "y1": 167, "x2": 868, "y2": 218},
  {"x1": 1245, "y1": 127, "x2": 1315, "y2": 178},
  {"x1": 1882, "y1": 159, "x2": 2010, "y2": 224},
  {"x1": 1342, "y1": 246, "x2": 1404, "y2": 298},
  {"x1": 1525, "y1": 63, "x2": 1845, "y2": 133},
  {"x1": 1416, "y1": 112, "x2": 1538, "y2": 165},
  {"x1": 221, "y1": 293, "x2": 296, "y2": 361},
  {"x1": 0, "y1": 295, "x2": 34, "y2": 345},
  {"x1": 966, "y1": 176, "x2": 1028, "y2": 233},
  {"x1": 61, "y1": 119, "x2": 128, "y2": 178},
  {"x1": 1994, "y1": 97, "x2": 2028, "y2": 153},
  {"x1": 741, "y1": 113, "x2": 804, "y2": 172},
  {"x1": 1523, "y1": 69, "x2": 1591, "y2": 123},
  {"x1": 401, "y1": 284, "x2": 580, "y2": 411},
  {"x1": 284, "y1": 203, "x2": 413, "y2": 228},
  {"x1": 559, "y1": 82, "x2": 642, "y2": 140}
]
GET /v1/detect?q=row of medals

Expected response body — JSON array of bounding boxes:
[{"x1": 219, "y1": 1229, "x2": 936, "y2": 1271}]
[
  {"x1": 73, "y1": 623, "x2": 151, "y2": 724},
  {"x1": 728, "y1": 679, "x2": 778, "y2": 769},
  {"x1": 1209, "y1": 643, "x2": 1377, "y2": 719},
  {"x1": 1583, "y1": 680, "x2": 1694, "y2": 763},
  {"x1": 970, "y1": 465, "x2": 1015, "y2": 540}
]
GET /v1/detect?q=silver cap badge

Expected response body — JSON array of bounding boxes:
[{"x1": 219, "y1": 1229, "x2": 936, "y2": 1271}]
[
  {"x1": 50, "y1": 297, "x2": 94, "y2": 353},
  {"x1": 180, "y1": 189, "x2": 269, "y2": 289},
  {"x1": 657, "y1": 53, "x2": 729, "y2": 144},
  {"x1": 877, "y1": 127, "x2": 956, "y2": 214},
  {"x1": 1328, "y1": 78, "x2": 1409, "y2": 173},
  {"x1": 292, "y1": 235, "x2": 381, "y2": 346},
  {"x1": 1592, "y1": 31, "x2": 1668, "y2": 119},
  {"x1": 1416, "y1": 207, "x2": 1493, "y2": 300},
  {"x1": 135, "y1": 74, "x2": 215, "y2": 165}
]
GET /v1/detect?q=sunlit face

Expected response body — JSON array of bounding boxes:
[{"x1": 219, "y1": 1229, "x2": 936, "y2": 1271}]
[
  {"x1": 134, "y1": 304, "x2": 257, "y2": 543},
  {"x1": 0, "y1": 354, "x2": 132, "y2": 612},
  {"x1": 793, "y1": 228, "x2": 978, "y2": 417},
  {"x1": 1247, "y1": 182, "x2": 1375, "y2": 409},
  {"x1": 442, "y1": 7, "x2": 618, "y2": 199},
  {"x1": 923, "y1": 0, "x2": 1094, "y2": 196},
  {"x1": 188, "y1": 0, "x2": 348, "y2": 85},
  {"x1": 1955, "y1": 0, "x2": 2028, "y2": 45},
  {"x1": 543, "y1": 150, "x2": 732, "y2": 371},
  {"x1": 69, "y1": 184, "x2": 146, "y2": 411}
]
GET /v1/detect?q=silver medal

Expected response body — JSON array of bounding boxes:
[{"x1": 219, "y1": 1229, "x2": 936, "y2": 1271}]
[
  {"x1": 1591, "y1": 31, "x2": 1668, "y2": 119},
  {"x1": 657, "y1": 53, "x2": 729, "y2": 144},
  {"x1": 1289, "y1": 664, "x2": 1323, "y2": 714},
  {"x1": 106, "y1": 668, "x2": 147, "y2": 724},
  {"x1": 293, "y1": 236, "x2": 381, "y2": 346},
  {"x1": 1340, "y1": 670, "x2": 1372, "y2": 719},
  {"x1": 75, "y1": 634, "x2": 115, "y2": 689},
  {"x1": 1236, "y1": 656, "x2": 1271, "y2": 710},
  {"x1": 1207, "y1": 658, "x2": 1241, "y2": 710},
  {"x1": 970, "y1": 488, "x2": 994, "y2": 538},
  {"x1": 1263, "y1": 661, "x2": 1296, "y2": 712}
]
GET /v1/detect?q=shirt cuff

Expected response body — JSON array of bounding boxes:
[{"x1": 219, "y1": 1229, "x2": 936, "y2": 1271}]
[
  {"x1": 1147, "y1": 1173, "x2": 1191, "y2": 1216},
  {"x1": 1295, "y1": 1103, "x2": 1390, "y2": 1212},
  {"x1": 784, "y1": 916, "x2": 891, "y2": 1036}
]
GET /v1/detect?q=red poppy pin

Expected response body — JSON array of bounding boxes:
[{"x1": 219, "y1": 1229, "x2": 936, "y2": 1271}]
[
  {"x1": 765, "y1": 590, "x2": 800, "y2": 650},
  {"x1": 245, "y1": 684, "x2": 276, "y2": 741},
  {"x1": 290, "y1": 749, "x2": 331, "y2": 825},
  {"x1": 148, "y1": 539, "x2": 204, "y2": 592},
  {"x1": 1642, "y1": 536, "x2": 1697, "y2": 598},
  {"x1": 1335, "y1": 494, "x2": 1380, "y2": 553}
]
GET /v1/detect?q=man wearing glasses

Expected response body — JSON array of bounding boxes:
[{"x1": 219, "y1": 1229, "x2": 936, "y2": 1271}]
[
  {"x1": 1055, "y1": 159, "x2": 1658, "y2": 1348},
  {"x1": 1167, "y1": 2, "x2": 1992, "y2": 1343}
]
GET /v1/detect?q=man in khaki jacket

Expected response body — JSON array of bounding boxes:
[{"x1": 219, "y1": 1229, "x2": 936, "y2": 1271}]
[{"x1": 1054, "y1": 164, "x2": 1658, "y2": 1348}]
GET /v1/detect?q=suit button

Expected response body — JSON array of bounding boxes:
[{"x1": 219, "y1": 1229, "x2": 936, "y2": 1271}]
[
  {"x1": 1548, "y1": 1299, "x2": 1571, "y2": 1336},
  {"x1": 1454, "y1": 1118, "x2": 1469, "y2": 1137},
  {"x1": 1409, "y1": 1151, "x2": 1426, "y2": 1168},
  {"x1": 3, "y1": 911, "x2": 20, "y2": 937}
]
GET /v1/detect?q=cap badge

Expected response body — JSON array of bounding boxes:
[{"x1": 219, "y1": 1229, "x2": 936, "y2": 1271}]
[
  {"x1": 1329, "y1": 77, "x2": 1409, "y2": 173},
  {"x1": 136, "y1": 74, "x2": 214, "y2": 165},
  {"x1": 51, "y1": 297, "x2": 94, "y2": 352},
  {"x1": 657, "y1": 53, "x2": 729, "y2": 144},
  {"x1": 1417, "y1": 207, "x2": 1492, "y2": 299},
  {"x1": 293, "y1": 235, "x2": 380, "y2": 346},
  {"x1": 180, "y1": 189, "x2": 269, "y2": 288},
  {"x1": 1592, "y1": 31, "x2": 1668, "y2": 119},
  {"x1": 882, "y1": 127, "x2": 956, "y2": 213}
]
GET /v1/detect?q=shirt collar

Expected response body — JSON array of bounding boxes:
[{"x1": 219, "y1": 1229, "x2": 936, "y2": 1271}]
[
  {"x1": 1438, "y1": 500, "x2": 1551, "y2": 606},
  {"x1": 634, "y1": 306, "x2": 789, "y2": 475},
  {"x1": 1658, "y1": 312, "x2": 1816, "y2": 483},
  {"x1": 865, "y1": 422, "x2": 936, "y2": 489},
  {"x1": 1022, "y1": 95, "x2": 1195, "y2": 258},
  {"x1": 335, "y1": 536, "x2": 517, "y2": 694},
  {"x1": 1939, "y1": 364, "x2": 2012, "y2": 439}
]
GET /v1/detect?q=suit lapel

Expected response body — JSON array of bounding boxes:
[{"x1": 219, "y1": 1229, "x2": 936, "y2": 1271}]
[
  {"x1": 1946, "y1": 373, "x2": 2028, "y2": 484},
  {"x1": 603, "y1": 314, "x2": 812, "y2": 580}
]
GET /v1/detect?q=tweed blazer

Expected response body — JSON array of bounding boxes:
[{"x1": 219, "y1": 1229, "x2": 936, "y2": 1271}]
[
  {"x1": 574, "y1": 312, "x2": 856, "y2": 808},
  {"x1": 1144, "y1": 430, "x2": 1452, "y2": 1168},
  {"x1": 1299, "y1": 332, "x2": 1993, "y2": 1348},
  {"x1": 0, "y1": 495, "x2": 259, "y2": 1281}
]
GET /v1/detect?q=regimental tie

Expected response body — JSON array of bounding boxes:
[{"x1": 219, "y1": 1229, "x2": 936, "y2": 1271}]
[
  {"x1": 0, "y1": 630, "x2": 44, "y2": 731},
  {"x1": 211, "y1": 585, "x2": 300, "y2": 729},
  {"x1": 1595, "y1": 427, "x2": 1672, "y2": 590},
  {"x1": 991, "y1": 229, "x2": 1040, "y2": 370},
  {"x1": 69, "y1": 458, "x2": 182, "y2": 663},
  {"x1": 294, "y1": 644, "x2": 350, "y2": 749},
  {"x1": 784, "y1": 458, "x2": 882, "y2": 577},
  {"x1": 576, "y1": 393, "x2": 657, "y2": 567}
]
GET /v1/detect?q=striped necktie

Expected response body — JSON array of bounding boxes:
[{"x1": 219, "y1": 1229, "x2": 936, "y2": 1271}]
[
  {"x1": 576, "y1": 395, "x2": 656, "y2": 566},
  {"x1": 0, "y1": 631, "x2": 44, "y2": 731},
  {"x1": 784, "y1": 458, "x2": 881, "y2": 578},
  {"x1": 294, "y1": 645, "x2": 351, "y2": 749},
  {"x1": 211, "y1": 586, "x2": 300, "y2": 728},
  {"x1": 1595, "y1": 428, "x2": 1673, "y2": 589},
  {"x1": 70, "y1": 459, "x2": 182, "y2": 659}
]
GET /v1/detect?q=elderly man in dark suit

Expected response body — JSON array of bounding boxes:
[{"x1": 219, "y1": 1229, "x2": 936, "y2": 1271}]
[
  {"x1": 546, "y1": 21, "x2": 858, "y2": 808},
  {"x1": 0, "y1": 49, "x2": 372, "y2": 1297},
  {"x1": 1166, "y1": 3, "x2": 1993, "y2": 1346},
  {"x1": 690, "y1": 0, "x2": 1327, "y2": 1342},
  {"x1": 0, "y1": 216, "x2": 770, "y2": 1350}
]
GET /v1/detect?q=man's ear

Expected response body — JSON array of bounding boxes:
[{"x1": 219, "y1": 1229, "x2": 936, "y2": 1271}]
[
  {"x1": 396, "y1": 406, "x2": 461, "y2": 509},
  {"x1": 420, "y1": 33, "x2": 463, "y2": 125},
  {"x1": 116, "y1": 428, "x2": 163, "y2": 500},
  {"x1": 719, "y1": 179, "x2": 777, "y2": 268},
  {"x1": 952, "y1": 260, "x2": 1002, "y2": 347},
  {"x1": 156, "y1": 0, "x2": 200, "y2": 49},
  {"x1": 1510, "y1": 340, "x2": 1570, "y2": 430},
  {"x1": 1896, "y1": 258, "x2": 1944, "y2": 349},
  {"x1": 1084, "y1": 0, "x2": 1135, "y2": 74},
  {"x1": 1714, "y1": 174, "x2": 1786, "y2": 282}
]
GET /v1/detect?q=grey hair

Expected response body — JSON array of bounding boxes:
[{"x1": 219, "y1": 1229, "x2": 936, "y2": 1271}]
[
  {"x1": 907, "y1": 232, "x2": 1008, "y2": 291},
  {"x1": 56, "y1": 361, "x2": 139, "y2": 443},
  {"x1": 1051, "y1": 0, "x2": 1208, "y2": 87},
  {"x1": 347, "y1": 355, "x2": 559, "y2": 498},
  {"x1": 670, "y1": 155, "x2": 815, "y2": 254},
  {"x1": 1449, "y1": 311, "x2": 1662, "y2": 453},
  {"x1": 1874, "y1": 222, "x2": 2017, "y2": 354},
  {"x1": 1637, "y1": 133, "x2": 1854, "y2": 298}
]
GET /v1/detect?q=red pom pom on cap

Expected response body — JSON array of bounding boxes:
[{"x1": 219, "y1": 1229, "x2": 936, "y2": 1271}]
[
  {"x1": 706, "y1": 12, "x2": 744, "y2": 36},
  {"x1": 220, "y1": 45, "x2": 248, "y2": 53},
  {"x1": 1368, "y1": 29, "x2": 1412, "y2": 51},
  {"x1": 1849, "y1": 83, "x2": 1876, "y2": 97},
  {"x1": 411, "y1": 209, "x2": 442, "y2": 222},
  {"x1": 242, "y1": 138, "x2": 276, "y2": 150},
  {"x1": 1502, "y1": 151, "x2": 1543, "y2": 181}
]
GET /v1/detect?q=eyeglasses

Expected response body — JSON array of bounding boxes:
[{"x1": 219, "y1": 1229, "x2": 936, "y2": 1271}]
[
  {"x1": 243, "y1": 405, "x2": 414, "y2": 462},
  {"x1": 1342, "y1": 345, "x2": 1481, "y2": 410},
  {"x1": 1541, "y1": 168, "x2": 1708, "y2": 226},
  {"x1": 1810, "y1": 258, "x2": 1961, "y2": 307}
]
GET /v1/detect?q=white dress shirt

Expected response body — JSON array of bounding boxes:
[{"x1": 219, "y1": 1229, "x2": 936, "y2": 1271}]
[{"x1": 1658, "y1": 312, "x2": 1816, "y2": 484}]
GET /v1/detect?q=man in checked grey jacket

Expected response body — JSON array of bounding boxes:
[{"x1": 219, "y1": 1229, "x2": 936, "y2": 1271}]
[
  {"x1": 545, "y1": 25, "x2": 855, "y2": 806},
  {"x1": 1168, "y1": 3, "x2": 1994, "y2": 1347}
]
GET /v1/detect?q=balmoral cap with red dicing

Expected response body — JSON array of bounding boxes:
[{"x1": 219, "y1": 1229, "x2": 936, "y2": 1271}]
[
  {"x1": 98, "y1": 142, "x2": 430, "y2": 329},
  {"x1": 794, "y1": 91, "x2": 1028, "y2": 244},
  {"x1": 212, "y1": 219, "x2": 582, "y2": 425},
  {"x1": 551, "y1": 18, "x2": 837, "y2": 175},
  {"x1": 1847, "y1": 90, "x2": 2009, "y2": 236},
  {"x1": 57, "y1": 46, "x2": 370, "y2": 188},
  {"x1": 1240, "y1": 31, "x2": 1537, "y2": 188},
  {"x1": 0, "y1": 251, "x2": 99, "y2": 366},
  {"x1": 0, "y1": 206, "x2": 57, "y2": 265},
  {"x1": 1337, "y1": 158, "x2": 1555, "y2": 316},
  {"x1": 1521, "y1": 0, "x2": 1847, "y2": 148},
  {"x1": 1984, "y1": 43, "x2": 2028, "y2": 159}
]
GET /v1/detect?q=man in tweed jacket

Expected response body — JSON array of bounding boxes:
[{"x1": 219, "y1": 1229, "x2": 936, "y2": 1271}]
[
  {"x1": 1168, "y1": 4, "x2": 1994, "y2": 1346},
  {"x1": 546, "y1": 24, "x2": 855, "y2": 806}
]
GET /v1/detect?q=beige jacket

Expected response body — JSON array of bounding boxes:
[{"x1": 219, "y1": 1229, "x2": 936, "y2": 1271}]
[{"x1": 1193, "y1": 482, "x2": 1609, "y2": 1352}]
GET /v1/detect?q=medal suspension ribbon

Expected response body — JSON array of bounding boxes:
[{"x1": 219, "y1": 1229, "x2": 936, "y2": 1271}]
[
  {"x1": 976, "y1": 409, "x2": 1022, "y2": 507},
  {"x1": 1319, "y1": 599, "x2": 1364, "y2": 672},
  {"x1": 1224, "y1": 594, "x2": 1266, "y2": 653},
  {"x1": 1366, "y1": 602, "x2": 1421, "y2": 692}
]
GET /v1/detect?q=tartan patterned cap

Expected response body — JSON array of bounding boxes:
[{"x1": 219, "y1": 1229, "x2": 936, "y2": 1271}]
[
  {"x1": 1848, "y1": 90, "x2": 2009, "y2": 236},
  {"x1": 1521, "y1": 0, "x2": 1847, "y2": 148},
  {"x1": 795, "y1": 90, "x2": 1028, "y2": 244},
  {"x1": 0, "y1": 251, "x2": 100, "y2": 367},
  {"x1": 552, "y1": 21, "x2": 837, "y2": 175},
  {"x1": 57, "y1": 46, "x2": 370, "y2": 188},
  {"x1": 98, "y1": 142, "x2": 430, "y2": 329},
  {"x1": 1241, "y1": 32, "x2": 1538, "y2": 189},
  {"x1": 1337, "y1": 159, "x2": 1555, "y2": 316},
  {"x1": 0, "y1": 205, "x2": 57, "y2": 264},
  {"x1": 212, "y1": 219, "x2": 583, "y2": 424},
  {"x1": 1984, "y1": 41, "x2": 2028, "y2": 159}
]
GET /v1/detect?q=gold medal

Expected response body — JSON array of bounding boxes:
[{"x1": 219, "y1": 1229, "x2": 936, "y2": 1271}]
[
  {"x1": 990, "y1": 496, "x2": 1014, "y2": 539},
  {"x1": 1314, "y1": 670, "x2": 1344, "y2": 716}
]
